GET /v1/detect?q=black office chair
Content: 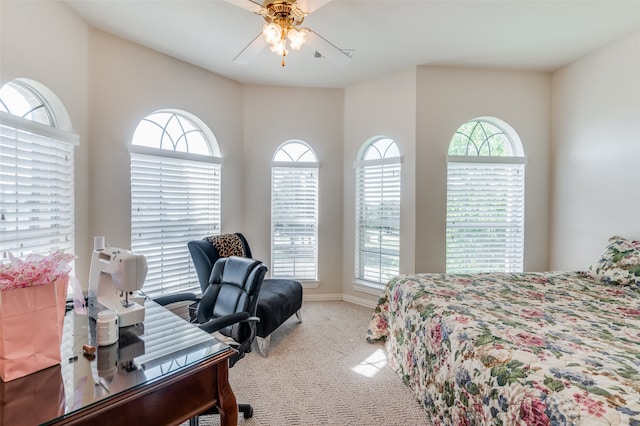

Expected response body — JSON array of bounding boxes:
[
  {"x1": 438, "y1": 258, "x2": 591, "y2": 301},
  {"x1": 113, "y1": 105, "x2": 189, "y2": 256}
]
[
  {"x1": 155, "y1": 255, "x2": 267, "y2": 421},
  {"x1": 188, "y1": 233, "x2": 303, "y2": 356}
]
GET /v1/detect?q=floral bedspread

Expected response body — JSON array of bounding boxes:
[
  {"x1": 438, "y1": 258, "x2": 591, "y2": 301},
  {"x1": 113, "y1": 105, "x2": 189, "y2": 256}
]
[{"x1": 367, "y1": 271, "x2": 640, "y2": 425}]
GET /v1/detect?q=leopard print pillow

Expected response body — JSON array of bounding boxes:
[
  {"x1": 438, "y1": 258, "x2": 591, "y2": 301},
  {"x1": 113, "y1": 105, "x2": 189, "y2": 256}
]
[{"x1": 204, "y1": 234, "x2": 246, "y2": 258}]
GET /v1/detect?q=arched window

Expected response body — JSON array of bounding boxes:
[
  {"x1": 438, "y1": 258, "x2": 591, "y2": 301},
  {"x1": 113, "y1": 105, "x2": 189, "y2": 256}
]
[
  {"x1": 0, "y1": 79, "x2": 77, "y2": 260},
  {"x1": 0, "y1": 80, "x2": 52, "y2": 125},
  {"x1": 271, "y1": 140, "x2": 318, "y2": 280},
  {"x1": 354, "y1": 137, "x2": 401, "y2": 285},
  {"x1": 130, "y1": 110, "x2": 221, "y2": 297},
  {"x1": 446, "y1": 117, "x2": 526, "y2": 273}
]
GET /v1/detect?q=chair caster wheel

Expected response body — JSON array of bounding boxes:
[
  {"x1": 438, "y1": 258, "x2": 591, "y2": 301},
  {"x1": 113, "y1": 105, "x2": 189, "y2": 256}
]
[{"x1": 243, "y1": 406, "x2": 253, "y2": 419}]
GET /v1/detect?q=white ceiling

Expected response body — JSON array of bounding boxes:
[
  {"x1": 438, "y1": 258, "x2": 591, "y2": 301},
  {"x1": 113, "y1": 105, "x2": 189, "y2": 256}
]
[{"x1": 64, "y1": 0, "x2": 640, "y2": 88}]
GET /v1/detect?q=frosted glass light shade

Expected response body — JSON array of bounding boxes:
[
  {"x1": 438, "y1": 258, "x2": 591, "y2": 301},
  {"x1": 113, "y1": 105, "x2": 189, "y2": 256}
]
[
  {"x1": 263, "y1": 23, "x2": 282, "y2": 45},
  {"x1": 270, "y1": 39, "x2": 288, "y2": 56},
  {"x1": 288, "y1": 28, "x2": 307, "y2": 50}
]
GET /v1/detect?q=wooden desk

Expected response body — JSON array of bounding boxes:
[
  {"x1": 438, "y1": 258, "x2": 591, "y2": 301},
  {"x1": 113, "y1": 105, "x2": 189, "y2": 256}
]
[{"x1": 0, "y1": 300, "x2": 238, "y2": 426}]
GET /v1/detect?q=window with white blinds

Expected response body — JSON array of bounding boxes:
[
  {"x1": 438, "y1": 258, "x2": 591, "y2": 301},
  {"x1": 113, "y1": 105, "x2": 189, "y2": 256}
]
[
  {"x1": 271, "y1": 141, "x2": 318, "y2": 280},
  {"x1": 130, "y1": 111, "x2": 220, "y2": 297},
  {"x1": 0, "y1": 81, "x2": 77, "y2": 261},
  {"x1": 446, "y1": 118, "x2": 525, "y2": 273},
  {"x1": 354, "y1": 138, "x2": 401, "y2": 284}
]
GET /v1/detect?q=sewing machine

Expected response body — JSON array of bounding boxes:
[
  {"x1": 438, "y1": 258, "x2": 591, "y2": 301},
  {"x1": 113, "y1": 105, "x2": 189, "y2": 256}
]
[{"x1": 88, "y1": 244, "x2": 147, "y2": 328}]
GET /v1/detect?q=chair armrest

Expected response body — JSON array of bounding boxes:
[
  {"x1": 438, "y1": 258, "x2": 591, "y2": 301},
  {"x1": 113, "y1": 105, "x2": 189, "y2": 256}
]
[
  {"x1": 154, "y1": 292, "x2": 199, "y2": 306},
  {"x1": 198, "y1": 312, "x2": 260, "y2": 334}
]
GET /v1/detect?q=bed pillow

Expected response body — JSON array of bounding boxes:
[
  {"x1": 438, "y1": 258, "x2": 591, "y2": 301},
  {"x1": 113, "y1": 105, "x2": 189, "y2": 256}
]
[{"x1": 587, "y1": 235, "x2": 640, "y2": 287}]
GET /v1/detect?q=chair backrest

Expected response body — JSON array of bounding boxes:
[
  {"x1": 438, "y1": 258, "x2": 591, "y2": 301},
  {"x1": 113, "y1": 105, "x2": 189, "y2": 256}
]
[
  {"x1": 188, "y1": 233, "x2": 253, "y2": 293},
  {"x1": 196, "y1": 256, "x2": 266, "y2": 346}
]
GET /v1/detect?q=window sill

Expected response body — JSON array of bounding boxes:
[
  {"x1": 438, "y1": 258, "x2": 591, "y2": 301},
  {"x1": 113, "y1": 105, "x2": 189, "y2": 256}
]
[
  {"x1": 270, "y1": 278, "x2": 320, "y2": 289},
  {"x1": 352, "y1": 279, "x2": 385, "y2": 296},
  {"x1": 299, "y1": 280, "x2": 319, "y2": 289}
]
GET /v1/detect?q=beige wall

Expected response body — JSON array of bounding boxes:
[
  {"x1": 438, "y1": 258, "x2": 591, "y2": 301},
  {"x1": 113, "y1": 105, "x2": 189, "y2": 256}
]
[
  {"x1": 343, "y1": 69, "x2": 417, "y2": 305},
  {"x1": 1, "y1": 1, "x2": 245, "y2": 289},
  {"x1": 2, "y1": 1, "x2": 638, "y2": 302},
  {"x1": 242, "y1": 85, "x2": 344, "y2": 298},
  {"x1": 550, "y1": 30, "x2": 640, "y2": 269},
  {"x1": 1, "y1": 1, "x2": 91, "y2": 282},
  {"x1": 415, "y1": 67, "x2": 552, "y2": 274},
  {"x1": 88, "y1": 30, "x2": 244, "y2": 251}
]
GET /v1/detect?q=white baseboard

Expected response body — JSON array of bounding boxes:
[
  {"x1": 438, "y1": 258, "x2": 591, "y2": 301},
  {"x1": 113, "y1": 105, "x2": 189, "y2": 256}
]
[
  {"x1": 302, "y1": 293, "x2": 378, "y2": 309},
  {"x1": 342, "y1": 294, "x2": 378, "y2": 309},
  {"x1": 302, "y1": 293, "x2": 343, "y2": 302}
]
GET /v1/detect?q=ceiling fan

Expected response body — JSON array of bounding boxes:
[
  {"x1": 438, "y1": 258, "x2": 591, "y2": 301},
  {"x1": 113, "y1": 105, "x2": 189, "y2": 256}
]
[{"x1": 226, "y1": 0, "x2": 353, "y2": 67}]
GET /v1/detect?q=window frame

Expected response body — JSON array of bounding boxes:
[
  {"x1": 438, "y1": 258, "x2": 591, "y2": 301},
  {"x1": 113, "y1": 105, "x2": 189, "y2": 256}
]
[
  {"x1": 0, "y1": 80, "x2": 77, "y2": 264},
  {"x1": 270, "y1": 140, "x2": 319, "y2": 281},
  {"x1": 353, "y1": 137, "x2": 402, "y2": 289},
  {"x1": 445, "y1": 117, "x2": 526, "y2": 274},
  {"x1": 129, "y1": 110, "x2": 221, "y2": 298}
]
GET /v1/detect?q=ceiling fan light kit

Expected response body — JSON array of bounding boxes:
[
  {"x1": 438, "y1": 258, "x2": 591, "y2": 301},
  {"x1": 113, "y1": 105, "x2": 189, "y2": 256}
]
[
  {"x1": 262, "y1": 22, "x2": 308, "y2": 58},
  {"x1": 261, "y1": 0, "x2": 308, "y2": 66},
  {"x1": 231, "y1": 0, "x2": 352, "y2": 67}
]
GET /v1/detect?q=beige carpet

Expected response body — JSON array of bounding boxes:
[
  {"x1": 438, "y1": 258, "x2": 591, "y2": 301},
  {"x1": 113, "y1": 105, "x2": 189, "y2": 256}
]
[{"x1": 189, "y1": 300, "x2": 428, "y2": 426}]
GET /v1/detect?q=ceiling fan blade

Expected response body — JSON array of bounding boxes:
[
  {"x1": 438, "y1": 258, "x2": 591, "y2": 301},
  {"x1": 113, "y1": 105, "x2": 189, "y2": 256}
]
[
  {"x1": 233, "y1": 33, "x2": 268, "y2": 64},
  {"x1": 296, "y1": 0, "x2": 332, "y2": 14},
  {"x1": 304, "y1": 29, "x2": 352, "y2": 66},
  {"x1": 223, "y1": 0, "x2": 264, "y2": 14}
]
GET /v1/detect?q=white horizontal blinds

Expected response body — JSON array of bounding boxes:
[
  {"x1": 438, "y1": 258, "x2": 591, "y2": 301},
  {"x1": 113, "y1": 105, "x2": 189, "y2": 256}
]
[
  {"x1": 271, "y1": 165, "x2": 318, "y2": 279},
  {"x1": 130, "y1": 110, "x2": 220, "y2": 298},
  {"x1": 130, "y1": 152, "x2": 220, "y2": 297},
  {"x1": 446, "y1": 161, "x2": 524, "y2": 273},
  {"x1": 0, "y1": 112, "x2": 76, "y2": 259},
  {"x1": 355, "y1": 159, "x2": 401, "y2": 283},
  {"x1": 446, "y1": 118, "x2": 526, "y2": 274}
]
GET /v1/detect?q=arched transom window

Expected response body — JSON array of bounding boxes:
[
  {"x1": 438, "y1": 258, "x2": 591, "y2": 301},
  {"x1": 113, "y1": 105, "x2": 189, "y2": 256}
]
[
  {"x1": 271, "y1": 140, "x2": 318, "y2": 280},
  {"x1": 446, "y1": 117, "x2": 525, "y2": 273},
  {"x1": 0, "y1": 80, "x2": 52, "y2": 125},
  {"x1": 130, "y1": 110, "x2": 221, "y2": 297}
]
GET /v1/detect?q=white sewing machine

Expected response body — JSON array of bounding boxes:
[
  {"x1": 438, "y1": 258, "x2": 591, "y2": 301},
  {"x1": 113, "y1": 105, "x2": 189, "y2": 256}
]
[{"x1": 88, "y1": 243, "x2": 147, "y2": 328}]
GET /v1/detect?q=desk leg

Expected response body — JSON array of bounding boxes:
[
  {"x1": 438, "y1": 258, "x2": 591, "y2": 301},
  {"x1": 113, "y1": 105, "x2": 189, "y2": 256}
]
[{"x1": 216, "y1": 361, "x2": 238, "y2": 426}]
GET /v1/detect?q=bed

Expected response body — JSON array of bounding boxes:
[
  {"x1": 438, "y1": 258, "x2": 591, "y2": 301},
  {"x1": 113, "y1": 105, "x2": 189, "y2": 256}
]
[{"x1": 367, "y1": 236, "x2": 640, "y2": 425}]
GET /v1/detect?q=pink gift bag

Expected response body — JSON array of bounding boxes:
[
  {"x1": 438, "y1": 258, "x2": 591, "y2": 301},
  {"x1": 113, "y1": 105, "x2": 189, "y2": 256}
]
[{"x1": 0, "y1": 276, "x2": 68, "y2": 382}]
